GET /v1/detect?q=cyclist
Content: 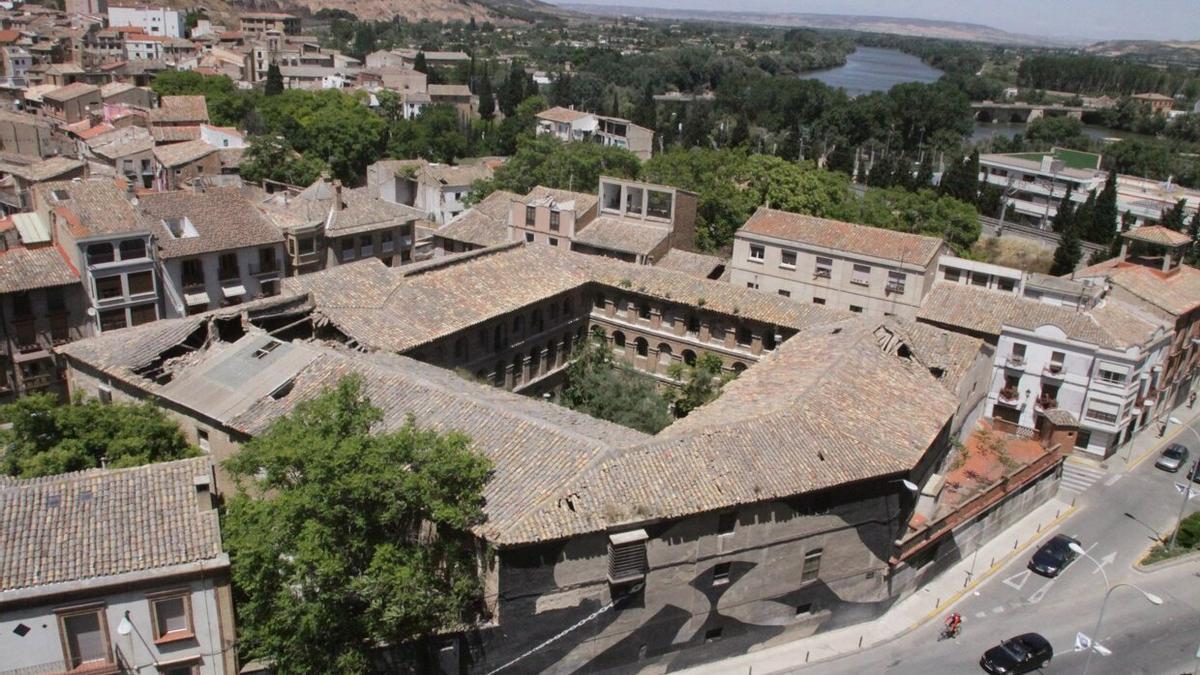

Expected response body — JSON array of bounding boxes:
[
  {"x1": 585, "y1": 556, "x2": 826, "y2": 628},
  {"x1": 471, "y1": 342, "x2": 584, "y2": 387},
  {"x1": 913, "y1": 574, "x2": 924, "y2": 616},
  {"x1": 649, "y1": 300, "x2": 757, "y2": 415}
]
[{"x1": 944, "y1": 612, "x2": 963, "y2": 638}]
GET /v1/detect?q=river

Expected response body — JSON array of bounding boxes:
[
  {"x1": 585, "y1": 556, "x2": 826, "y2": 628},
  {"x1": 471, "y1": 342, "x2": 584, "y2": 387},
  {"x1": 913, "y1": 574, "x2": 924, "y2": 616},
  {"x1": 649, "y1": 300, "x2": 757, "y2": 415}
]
[{"x1": 800, "y1": 46, "x2": 943, "y2": 96}]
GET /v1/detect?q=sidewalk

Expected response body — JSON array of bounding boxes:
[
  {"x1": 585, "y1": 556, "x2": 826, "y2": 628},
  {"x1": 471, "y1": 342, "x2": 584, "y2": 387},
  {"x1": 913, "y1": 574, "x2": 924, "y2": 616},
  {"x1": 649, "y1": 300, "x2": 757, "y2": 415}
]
[{"x1": 676, "y1": 497, "x2": 1076, "y2": 675}]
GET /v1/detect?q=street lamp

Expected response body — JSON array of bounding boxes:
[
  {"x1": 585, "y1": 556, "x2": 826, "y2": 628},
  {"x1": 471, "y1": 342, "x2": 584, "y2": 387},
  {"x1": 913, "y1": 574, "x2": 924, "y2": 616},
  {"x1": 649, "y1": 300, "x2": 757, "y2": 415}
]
[
  {"x1": 1167, "y1": 416, "x2": 1200, "y2": 550},
  {"x1": 1068, "y1": 542, "x2": 1163, "y2": 675}
]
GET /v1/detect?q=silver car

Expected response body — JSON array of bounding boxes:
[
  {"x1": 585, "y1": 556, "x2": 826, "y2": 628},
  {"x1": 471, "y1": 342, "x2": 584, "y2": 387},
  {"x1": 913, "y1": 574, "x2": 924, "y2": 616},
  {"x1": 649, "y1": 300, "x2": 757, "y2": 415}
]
[{"x1": 1156, "y1": 443, "x2": 1189, "y2": 473}]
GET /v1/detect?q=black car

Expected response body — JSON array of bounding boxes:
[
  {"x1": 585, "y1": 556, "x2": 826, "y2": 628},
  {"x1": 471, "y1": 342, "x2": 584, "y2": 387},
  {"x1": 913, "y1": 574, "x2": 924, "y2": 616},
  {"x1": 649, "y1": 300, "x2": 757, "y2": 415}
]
[
  {"x1": 1190, "y1": 461, "x2": 1200, "y2": 484},
  {"x1": 1028, "y1": 533, "x2": 1080, "y2": 578},
  {"x1": 981, "y1": 633, "x2": 1054, "y2": 674}
]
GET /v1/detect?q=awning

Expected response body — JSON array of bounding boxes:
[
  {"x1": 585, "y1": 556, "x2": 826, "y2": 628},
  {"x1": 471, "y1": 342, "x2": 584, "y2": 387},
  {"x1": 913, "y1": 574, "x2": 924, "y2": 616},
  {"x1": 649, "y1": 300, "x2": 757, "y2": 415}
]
[
  {"x1": 184, "y1": 291, "x2": 209, "y2": 306},
  {"x1": 221, "y1": 284, "x2": 246, "y2": 299}
]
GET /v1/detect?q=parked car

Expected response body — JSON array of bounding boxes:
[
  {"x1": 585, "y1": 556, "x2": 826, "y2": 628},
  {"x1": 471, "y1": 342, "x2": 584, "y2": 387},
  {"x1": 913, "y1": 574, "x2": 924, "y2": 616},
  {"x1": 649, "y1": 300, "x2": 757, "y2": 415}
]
[
  {"x1": 1156, "y1": 443, "x2": 1190, "y2": 472},
  {"x1": 1190, "y1": 460, "x2": 1200, "y2": 484},
  {"x1": 980, "y1": 633, "x2": 1054, "y2": 674},
  {"x1": 1028, "y1": 533, "x2": 1081, "y2": 577}
]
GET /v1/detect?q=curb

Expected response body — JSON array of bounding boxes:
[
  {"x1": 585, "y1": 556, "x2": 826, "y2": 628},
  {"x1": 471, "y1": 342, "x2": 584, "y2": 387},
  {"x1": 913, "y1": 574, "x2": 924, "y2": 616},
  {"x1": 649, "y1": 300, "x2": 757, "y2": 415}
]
[
  {"x1": 1128, "y1": 406, "x2": 1200, "y2": 471},
  {"x1": 908, "y1": 502, "x2": 1078, "y2": 629},
  {"x1": 1132, "y1": 546, "x2": 1200, "y2": 574}
]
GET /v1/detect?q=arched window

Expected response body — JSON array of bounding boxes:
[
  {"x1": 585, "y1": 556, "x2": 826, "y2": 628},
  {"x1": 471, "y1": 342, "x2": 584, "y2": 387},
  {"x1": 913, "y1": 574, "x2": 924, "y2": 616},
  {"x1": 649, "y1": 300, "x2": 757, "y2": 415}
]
[
  {"x1": 528, "y1": 346, "x2": 541, "y2": 376},
  {"x1": 511, "y1": 353, "x2": 524, "y2": 385},
  {"x1": 453, "y1": 337, "x2": 468, "y2": 360},
  {"x1": 494, "y1": 361, "x2": 506, "y2": 387},
  {"x1": 532, "y1": 308, "x2": 544, "y2": 333},
  {"x1": 513, "y1": 315, "x2": 524, "y2": 334},
  {"x1": 612, "y1": 331, "x2": 626, "y2": 348},
  {"x1": 682, "y1": 349, "x2": 697, "y2": 366},
  {"x1": 635, "y1": 337, "x2": 649, "y2": 357},
  {"x1": 638, "y1": 303, "x2": 652, "y2": 320},
  {"x1": 593, "y1": 294, "x2": 606, "y2": 309},
  {"x1": 658, "y1": 343, "x2": 673, "y2": 364},
  {"x1": 687, "y1": 315, "x2": 700, "y2": 334},
  {"x1": 492, "y1": 324, "x2": 506, "y2": 352},
  {"x1": 563, "y1": 298, "x2": 573, "y2": 316}
]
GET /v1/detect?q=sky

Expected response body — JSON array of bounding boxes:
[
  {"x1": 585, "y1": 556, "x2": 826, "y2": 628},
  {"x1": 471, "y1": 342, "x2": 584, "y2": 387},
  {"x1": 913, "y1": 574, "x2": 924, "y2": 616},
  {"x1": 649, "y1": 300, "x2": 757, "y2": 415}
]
[{"x1": 556, "y1": 0, "x2": 1200, "y2": 42}]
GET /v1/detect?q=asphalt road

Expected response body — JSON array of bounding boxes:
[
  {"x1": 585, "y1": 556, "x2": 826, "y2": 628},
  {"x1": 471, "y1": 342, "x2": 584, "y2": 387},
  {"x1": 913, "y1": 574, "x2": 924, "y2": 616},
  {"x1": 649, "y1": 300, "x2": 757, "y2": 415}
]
[{"x1": 779, "y1": 429, "x2": 1200, "y2": 675}]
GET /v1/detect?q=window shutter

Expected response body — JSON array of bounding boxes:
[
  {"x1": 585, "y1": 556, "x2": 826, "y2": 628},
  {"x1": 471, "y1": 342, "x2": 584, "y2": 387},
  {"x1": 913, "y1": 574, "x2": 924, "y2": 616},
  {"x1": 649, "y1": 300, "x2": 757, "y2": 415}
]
[{"x1": 608, "y1": 529, "x2": 648, "y2": 583}]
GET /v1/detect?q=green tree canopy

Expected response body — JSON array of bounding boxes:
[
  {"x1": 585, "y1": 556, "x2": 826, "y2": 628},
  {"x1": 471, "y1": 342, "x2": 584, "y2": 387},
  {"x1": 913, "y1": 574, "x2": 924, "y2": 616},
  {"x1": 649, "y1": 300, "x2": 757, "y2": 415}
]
[
  {"x1": 264, "y1": 63, "x2": 284, "y2": 97},
  {"x1": 474, "y1": 135, "x2": 640, "y2": 197},
  {"x1": 844, "y1": 187, "x2": 982, "y2": 255},
  {"x1": 560, "y1": 331, "x2": 672, "y2": 434},
  {"x1": 666, "y1": 353, "x2": 731, "y2": 418},
  {"x1": 239, "y1": 136, "x2": 327, "y2": 187},
  {"x1": 386, "y1": 105, "x2": 469, "y2": 164},
  {"x1": 0, "y1": 394, "x2": 197, "y2": 478},
  {"x1": 1050, "y1": 225, "x2": 1083, "y2": 276},
  {"x1": 223, "y1": 376, "x2": 492, "y2": 673}
]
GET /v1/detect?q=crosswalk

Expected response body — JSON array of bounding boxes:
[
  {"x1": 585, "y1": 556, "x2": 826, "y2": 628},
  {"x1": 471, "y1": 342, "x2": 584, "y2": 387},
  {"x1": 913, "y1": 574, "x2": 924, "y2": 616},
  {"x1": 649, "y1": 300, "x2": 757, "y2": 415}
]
[{"x1": 1058, "y1": 460, "x2": 1107, "y2": 495}]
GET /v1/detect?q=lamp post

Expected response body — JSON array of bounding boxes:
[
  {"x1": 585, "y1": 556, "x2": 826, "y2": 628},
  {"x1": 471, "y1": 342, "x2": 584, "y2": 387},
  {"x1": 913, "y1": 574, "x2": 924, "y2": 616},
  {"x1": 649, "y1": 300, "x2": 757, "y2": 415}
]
[
  {"x1": 1068, "y1": 542, "x2": 1163, "y2": 675},
  {"x1": 1167, "y1": 416, "x2": 1200, "y2": 550}
]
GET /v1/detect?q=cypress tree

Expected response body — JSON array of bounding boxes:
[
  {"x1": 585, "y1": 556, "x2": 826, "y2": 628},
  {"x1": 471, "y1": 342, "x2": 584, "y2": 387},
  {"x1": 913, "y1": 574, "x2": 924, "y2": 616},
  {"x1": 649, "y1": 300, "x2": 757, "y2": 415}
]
[
  {"x1": 413, "y1": 51, "x2": 428, "y2": 74},
  {"x1": 1050, "y1": 183, "x2": 1075, "y2": 233},
  {"x1": 264, "y1": 63, "x2": 283, "y2": 96},
  {"x1": 1162, "y1": 198, "x2": 1188, "y2": 231},
  {"x1": 1050, "y1": 225, "x2": 1082, "y2": 275},
  {"x1": 1090, "y1": 171, "x2": 1119, "y2": 244},
  {"x1": 477, "y1": 65, "x2": 495, "y2": 122}
]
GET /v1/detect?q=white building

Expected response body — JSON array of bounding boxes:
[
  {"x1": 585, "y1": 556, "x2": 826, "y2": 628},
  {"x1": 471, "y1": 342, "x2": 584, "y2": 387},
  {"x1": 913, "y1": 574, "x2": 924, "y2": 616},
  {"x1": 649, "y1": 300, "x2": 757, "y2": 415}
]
[
  {"x1": 936, "y1": 255, "x2": 1104, "y2": 309},
  {"x1": 0, "y1": 458, "x2": 237, "y2": 675},
  {"x1": 368, "y1": 158, "x2": 502, "y2": 225},
  {"x1": 107, "y1": 5, "x2": 186, "y2": 38},
  {"x1": 917, "y1": 282, "x2": 1173, "y2": 458},
  {"x1": 534, "y1": 106, "x2": 655, "y2": 161}
]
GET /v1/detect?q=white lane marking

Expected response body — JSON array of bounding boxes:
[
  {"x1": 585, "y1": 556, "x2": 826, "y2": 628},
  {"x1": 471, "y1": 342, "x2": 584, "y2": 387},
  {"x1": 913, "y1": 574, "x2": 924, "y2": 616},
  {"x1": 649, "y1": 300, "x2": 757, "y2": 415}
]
[
  {"x1": 1104, "y1": 474, "x2": 1122, "y2": 486},
  {"x1": 1028, "y1": 578, "x2": 1055, "y2": 604},
  {"x1": 975, "y1": 612, "x2": 987, "y2": 619},
  {"x1": 1092, "y1": 551, "x2": 1117, "y2": 575},
  {"x1": 1002, "y1": 569, "x2": 1032, "y2": 591},
  {"x1": 992, "y1": 606, "x2": 1005, "y2": 614}
]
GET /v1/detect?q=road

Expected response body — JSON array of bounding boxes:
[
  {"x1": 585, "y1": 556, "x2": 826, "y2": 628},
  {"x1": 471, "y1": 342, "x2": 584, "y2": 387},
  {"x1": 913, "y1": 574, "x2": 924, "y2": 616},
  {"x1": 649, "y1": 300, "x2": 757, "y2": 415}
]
[{"x1": 776, "y1": 426, "x2": 1200, "y2": 675}]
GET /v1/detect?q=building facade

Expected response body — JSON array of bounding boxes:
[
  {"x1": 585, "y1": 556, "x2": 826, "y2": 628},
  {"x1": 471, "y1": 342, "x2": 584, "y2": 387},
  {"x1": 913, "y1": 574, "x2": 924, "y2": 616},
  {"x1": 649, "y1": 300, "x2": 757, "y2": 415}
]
[{"x1": 107, "y1": 5, "x2": 185, "y2": 38}]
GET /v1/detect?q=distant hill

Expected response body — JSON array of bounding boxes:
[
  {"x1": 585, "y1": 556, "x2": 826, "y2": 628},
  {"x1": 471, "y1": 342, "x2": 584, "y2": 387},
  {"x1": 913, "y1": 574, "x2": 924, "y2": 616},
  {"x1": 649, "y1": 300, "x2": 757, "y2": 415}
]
[
  {"x1": 1086, "y1": 40, "x2": 1200, "y2": 67},
  {"x1": 188, "y1": 0, "x2": 567, "y2": 27},
  {"x1": 556, "y1": 4, "x2": 1073, "y2": 47}
]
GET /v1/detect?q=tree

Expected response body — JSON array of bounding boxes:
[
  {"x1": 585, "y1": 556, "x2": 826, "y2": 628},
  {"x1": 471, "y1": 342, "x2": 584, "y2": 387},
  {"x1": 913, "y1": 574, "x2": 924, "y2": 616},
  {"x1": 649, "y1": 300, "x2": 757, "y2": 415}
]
[
  {"x1": 632, "y1": 82, "x2": 656, "y2": 130},
  {"x1": 845, "y1": 187, "x2": 982, "y2": 254},
  {"x1": 1089, "y1": 170, "x2": 1119, "y2": 244},
  {"x1": 560, "y1": 331, "x2": 672, "y2": 434},
  {"x1": 0, "y1": 394, "x2": 197, "y2": 478},
  {"x1": 666, "y1": 353, "x2": 729, "y2": 418},
  {"x1": 386, "y1": 105, "x2": 469, "y2": 164},
  {"x1": 1050, "y1": 225, "x2": 1082, "y2": 276},
  {"x1": 1187, "y1": 211, "x2": 1200, "y2": 265},
  {"x1": 1074, "y1": 190, "x2": 1097, "y2": 243},
  {"x1": 413, "y1": 51, "x2": 428, "y2": 74},
  {"x1": 1162, "y1": 198, "x2": 1188, "y2": 231},
  {"x1": 912, "y1": 152, "x2": 934, "y2": 191},
  {"x1": 240, "y1": 136, "x2": 327, "y2": 187},
  {"x1": 264, "y1": 63, "x2": 284, "y2": 97},
  {"x1": 938, "y1": 150, "x2": 979, "y2": 206},
  {"x1": 477, "y1": 66, "x2": 495, "y2": 122},
  {"x1": 1050, "y1": 183, "x2": 1076, "y2": 233},
  {"x1": 224, "y1": 376, "x2": 492, "y2": 674},
  {"x1": 478, "y1": 134, "x2": 640, "y2": 196}
]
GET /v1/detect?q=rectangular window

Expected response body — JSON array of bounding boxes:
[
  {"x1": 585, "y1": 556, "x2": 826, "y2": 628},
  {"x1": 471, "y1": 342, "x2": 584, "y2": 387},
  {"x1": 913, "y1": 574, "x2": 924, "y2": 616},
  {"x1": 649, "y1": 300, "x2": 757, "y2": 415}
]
[
  {"x1": 525, "y1": 232, "x2": 534, "y2": 243},
  {"x1": 127, "y1": 271, "x2": 154, "y2": 296},
  {"x1": 98, "y1": 308, "x2": 127, "y2": 332},
  {"x1": 746, "y1": 281, "x2": 758, "y2": 290},
  {"x1": 1086, "y1": 408, "x2": 1119, "y2": 424},
  {"x1": 197, "y1": 428, "x2": 210, "y2": 451},
  {"x1": 1048, "y1": 351, "x2": 1065, "y2": 373},
  {"x1": 359, "y1": 235, "x2": 374, "y2": 257},
  {"x1": 60, "y1": 608, "x2": 110, "y2": 669},
  {"x1": 549, "y1": 210, "x2": 560, "y2": 231},
  {"x1": 380, "y1": 231, "x2": 395, "y2": 253},
  {"x1": 778, "y1": 289, "x2": 791, "y2": 298},
  {"x1": 943, "y1": 268, "x2": 960, "y2": 282},
  {"x1": 850, "y1": 305, "x2": 863, "y2": 313},
  {"x1": 813, "y1": 297, "x2": 825, "y2": 305},
  {"x1": 795, "y1": 603, "x2": 813, "y2": 616},
  {"x1": 850, "y1": 264, "x2": 871, "y2": 287},
  {"x1": 748, "y1": 244, "x2": 764, "y2": 262},
  {"x1": 150, "y1": 593, "x2": 193, "y2": 642},
  {"x1": 525, "y1": 205, "x2": 536, "y2": 227},
  {"x1": 1074, "y1": 429, "x2": 1092, "y2": 449},
  {"x1": 998, "y1": 278, "x2": 1016, "y2": 292},
  {"x1": 1010, "y1": 342, "x2": 1026, "y2": 365},
  {"x1": 801, "y1": 548, "x2": 823, "y2": 581},
  {"x1": 548, "y1": 237, "x2": 558, "y2": 247},
  {"x1": 130, "y1": 304, "x2": 157, "y2": 326},
  {"x1": 814, "y1": 257, "x2": 832, "y2": 279},
  {"x1": 971, "y1": 272, "x2": 989, "y2": 287},
  {"x1": 1097, "y1": 369, "x2": 1127, "y2": 385},
  {"x1": 712, "y1": 561, "x2": 731, "y2": 585},
  {"x1": 887, "y1": 271, "x2": 906, "y2": 294},
  {"x1": 95, "y1": 275, "x2": 122, "y2": 299},
  {"x1": 217, "y1": 253, "x2": 239, "y2": 280},
  {"x1": 780, "y1": 250, "x2": 797, "y2": 268},
  {"x1": 298, "y1": 237, "x2": 316, "y2": 255},
  {"x1": 340, "y1": 238, "x2": 355, "y2": 261},
  {"x1": 717, "y1": 511, "x2": 737, "y2": 535}
]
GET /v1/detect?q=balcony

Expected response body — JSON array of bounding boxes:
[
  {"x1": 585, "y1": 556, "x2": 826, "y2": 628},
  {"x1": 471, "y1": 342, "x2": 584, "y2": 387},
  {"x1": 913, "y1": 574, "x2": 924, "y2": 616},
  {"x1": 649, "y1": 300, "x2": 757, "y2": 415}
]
[
  {"x1": 813, "y1": 268, "x2": 831, "y2": 279},
  {"x1": 21, "y1": 372, "x2": 55, "y2": 390},
  {"x1": 1034, "y1": 394, "x2": 1058, "y2": 412},
  {"x1": 1042, "y1": 363, "x2": 1065, "y2": 379},
  {"x1": 11, "y1": 318, "x2": 40, "y2": 353},
  {"x1": 48, "y1": 312, "x2": 71, "y2": 345},
  {"x1": 249, "y1": 260, "x2": 280, "y2": 277},
  {"x1": 885, "y1": 281, "x2": 906, "y2": 295},
  {"x1": 181, "y1": 276, "x2": 206, "y2": 291},
  {"x1": 997, "y1": 385, "x2": 1021, "y2": 406},
  {"x1": 1005, "y1": 355, "x2": 1026, "y2": 370}
]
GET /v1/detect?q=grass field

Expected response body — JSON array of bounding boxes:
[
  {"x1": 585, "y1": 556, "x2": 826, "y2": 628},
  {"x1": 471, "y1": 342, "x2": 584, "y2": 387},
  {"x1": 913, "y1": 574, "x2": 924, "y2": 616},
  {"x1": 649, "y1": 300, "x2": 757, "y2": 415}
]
[{"x1": 1011, "y1": 147, "x2": 1102, "y2": 171}]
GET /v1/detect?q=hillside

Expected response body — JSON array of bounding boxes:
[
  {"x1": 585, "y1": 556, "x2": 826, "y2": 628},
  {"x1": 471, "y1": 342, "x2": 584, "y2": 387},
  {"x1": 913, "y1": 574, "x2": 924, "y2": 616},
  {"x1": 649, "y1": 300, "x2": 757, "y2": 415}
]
[
  {"x1": 556, "y1": 4, "x2": 1071, "y2": 47},
  {"x1": 187, "y1": 0, "x2": 566, "y2": 27},
  {"x1": 1087, "y1": 39, "x2": 1200, "y2": 67}
]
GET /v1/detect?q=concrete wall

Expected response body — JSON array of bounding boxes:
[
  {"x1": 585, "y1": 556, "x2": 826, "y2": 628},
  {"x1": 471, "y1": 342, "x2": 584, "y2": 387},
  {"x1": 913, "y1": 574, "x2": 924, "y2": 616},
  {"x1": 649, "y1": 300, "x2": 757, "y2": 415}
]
[{"x1": 161, "y1": 244, "x2": 286, "y2": 318}]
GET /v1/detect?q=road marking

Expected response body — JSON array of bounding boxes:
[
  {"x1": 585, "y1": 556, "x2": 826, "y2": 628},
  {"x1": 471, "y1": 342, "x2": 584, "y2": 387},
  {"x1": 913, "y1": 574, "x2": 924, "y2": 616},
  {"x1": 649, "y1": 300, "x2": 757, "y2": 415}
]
[
  {"x1": 1104, "y1": 474, "x2": 1122, "y2": 486},
  {"x1": 1174, "y1": 483, "x2": 1200, "y2": 499},
  {"x1": 1002, "y1": 569, "x2": 1032, "y2": 591},
  {"x1": 974, "y1": 612, "x2": 986, "y2": 619},
  {"x1": 1091, "y1": 551, "x2": 1117, "y2": 575},
  {"x1": 991, "y1": 606, "x2": 1004, "y2": 614},
  {"x1": 1028, "y1": 578, "x2": 1055, "y2": 604}
]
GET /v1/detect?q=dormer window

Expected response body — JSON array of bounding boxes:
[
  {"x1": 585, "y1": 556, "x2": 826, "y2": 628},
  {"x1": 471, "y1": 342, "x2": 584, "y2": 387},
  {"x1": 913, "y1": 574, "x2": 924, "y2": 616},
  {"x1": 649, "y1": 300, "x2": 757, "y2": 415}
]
[{"x1": 161, "y1": 217, "x2": 198, "y2": 239}]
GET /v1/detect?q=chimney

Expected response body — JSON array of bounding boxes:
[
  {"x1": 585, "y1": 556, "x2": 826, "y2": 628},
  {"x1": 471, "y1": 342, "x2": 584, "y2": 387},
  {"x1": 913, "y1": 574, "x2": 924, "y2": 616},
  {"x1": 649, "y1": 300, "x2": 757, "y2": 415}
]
[
  {"x1": 333, "y1": 179, "x2": 343, "y2": 211},
  {"x1": 193, "y1": 472, "x2": 214, "y2": 511}
]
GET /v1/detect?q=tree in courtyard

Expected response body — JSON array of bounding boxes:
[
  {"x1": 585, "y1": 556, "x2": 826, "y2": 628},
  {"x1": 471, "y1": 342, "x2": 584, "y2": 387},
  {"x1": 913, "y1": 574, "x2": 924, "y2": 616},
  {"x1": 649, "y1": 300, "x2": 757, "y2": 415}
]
[
  {"x1": 561, "y1": 331, "x2": 672, "y2": 434},
  {"x1": 264, "y1": 63, "x2": 284, "y2": 97},
  {"x1": 477, "y1": 65, "x2": 495, "y2": 122},
  {"x1": 1088, "y1": 170, "x2": 1119, "y2": 244},
  {"x1": 413, "y1": 51, "x2": 428, "y2": 74},
  {"x1": 0, "y1": 394, "x2": 198, "y2": 478},
  {"x1": 1050, "y1": 183, "x2": 1075, "y2": 233},
  {"x1": 667, "y1": 353, "x2": 731, "y2": 418},
  {"x1": 1050, "y1": 224, "x2": 1083, "y2": 276},
  {"x1": 239, "y1": 136, "x2": 326, "y2": 187},
  {"x1": 223, "y1": 376, "x2": 492, "y2": 674}
]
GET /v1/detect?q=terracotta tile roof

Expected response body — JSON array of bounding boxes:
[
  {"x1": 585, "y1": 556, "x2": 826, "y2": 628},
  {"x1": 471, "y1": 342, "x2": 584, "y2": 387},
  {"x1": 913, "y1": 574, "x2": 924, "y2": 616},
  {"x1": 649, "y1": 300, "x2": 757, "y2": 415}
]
[
  {"x1": 1076, "y1": 259, "x2": 1200, "y2": 317},
  {"x1": 0, "y1": 244, "x2": 78, "y2": 293},
  {"x1": 536, "y1": 106, "x2": 591, "y2": 124},
  {"x1": 136, "y1": 188, "x2": 283, "y2": 258},
  {"x1": 435, "y1": 190, "x2": 519, "y2": 248},
  {"x1": 524, "y1": 185, "x2": 597, "y2": 216},
  {"x1": 76, "y1": 122, "x2": 116, "y2": 140},
  {"x1": 428, "y1": 84, "x2": 472, "y2": 98},
  {"x1": 42, "y1": 81, "x2": 98, "y2": 102},
  {"x1": 35, "y1": 178, "x2": 143, "y2": 237},
  {"x1": 151, "y1": 125, "x2": 200, "y2": 143},
  {"x1": 740, "y1": 207, "x2": 946, "y2": 267},
  {"x1": 917, "y1": 282, "x2": 1164, "y2": 349},
  {"x1": 574, "y1": 215, "x2": 669, "y2": 257},
  {"x1": 327, "y1": 187, "x2": 422, "y2": 236},
  {"x1": 153, "y1": 138, "x2": 216, "y2": 168},
  {"x1": 0, "y1": 457, "x2": 224, "y2": 592},
  {"x1": 1122, "y1": 225, "x2": 1192, "y2": 247},
  {"x1": 654, "y1": 248, "x2": 726, "y2": 279},
  {"x1": 150, "y1": 95, "x2": 209, "y2": 125},
  {"x1": 881, "y1": 319, "x2": 986, "y2": 392},
  {"x1": 0, "y1": 156, "x2": 84, "y2": 182}
]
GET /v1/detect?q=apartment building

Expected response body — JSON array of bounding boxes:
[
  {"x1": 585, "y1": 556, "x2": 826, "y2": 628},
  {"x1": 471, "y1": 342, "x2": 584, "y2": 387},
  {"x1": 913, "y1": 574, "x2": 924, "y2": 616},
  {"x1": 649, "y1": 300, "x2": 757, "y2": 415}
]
[
  {"x1": 32, "y1": 178, "x2": 161, "y2": 334},
  {"x1": 935, "y1": 255, "x2": 1104, "y2": 309},
  {"x1": 1131, "y1": 92, "x2": 1174, "y2": 114},
  {"x1": 107, "y1": 5, "x2": 185, "y2": 38},
  {"x1": 153, "y1": 138, "x2": 220, "y2": 190},
  {"x1": 136, "y1": 189, "x2": 284, "y2": 316},
  {"x1": 0, "y1": 109, "x2": 73, "y2": 159},
  {"x1": 367, "y1": 158, "x2": 500, "y2": 225},
  {"x1": 239, "y1": 12, "x2": 300, "y2": 37},
  {"x1": 0, "y1": 458, "x2": 237, "y2": 675},
  {"x1": 40, "y1": 81, "x2": 101, "y2": 123},
  {"x1": 1, "y1": 43, "x2": 32, "y2": 87},
  {"x1": 0, "y1": 216, "x2": 89, "y2": 401},
  {"x1": 509, "y1": 185, "x2": 597, "y2": 252},
  {"x1": 918, "y1": 281, "x2": 1172, "y2": 458},
  {"x1": 730, "y1": 207, "x2": 947, "y2": 319},
  {"x1": 535, "y1": 106, "x2": 655, "y2": 160},
  {"x1": 433, "y1": 189, "x2": 521, "y2": 255}
]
